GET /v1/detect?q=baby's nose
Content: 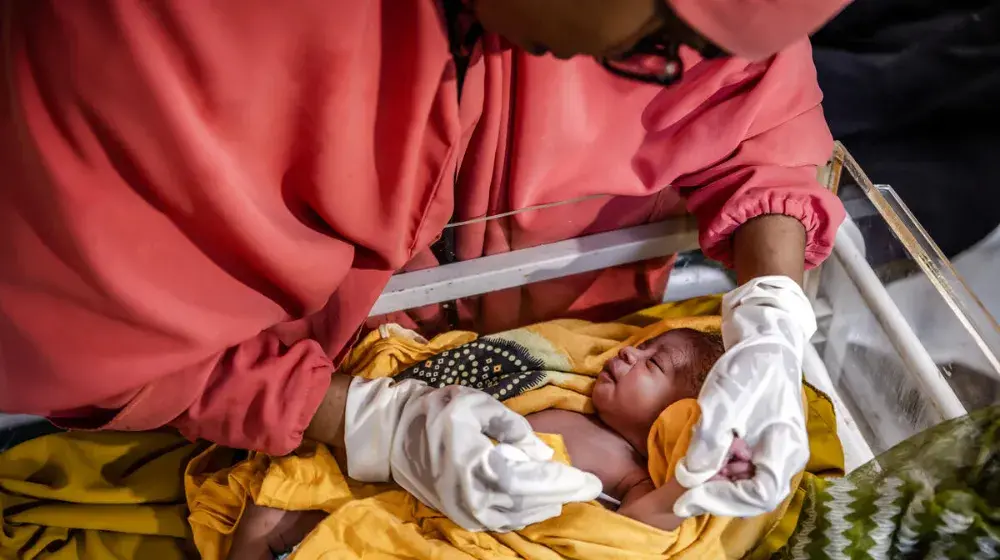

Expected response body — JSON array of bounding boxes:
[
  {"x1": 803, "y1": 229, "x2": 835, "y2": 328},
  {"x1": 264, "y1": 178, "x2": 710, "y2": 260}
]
[{"x1": 618, "y1": 346, "x2": 639, "y2": 365}]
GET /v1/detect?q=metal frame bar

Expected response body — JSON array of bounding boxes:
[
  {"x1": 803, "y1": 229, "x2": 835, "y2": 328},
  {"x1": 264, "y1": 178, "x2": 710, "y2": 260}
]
[{"x1": 370, "y1": 217, "x2": 699, "y2": 316}]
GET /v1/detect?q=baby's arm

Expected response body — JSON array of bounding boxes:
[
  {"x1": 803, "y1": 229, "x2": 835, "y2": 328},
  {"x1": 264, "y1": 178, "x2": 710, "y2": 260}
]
[
  {"x1": 228, "y1": 503, "x2": 326, "y2": 560},
  {"x1": 617, "y1": 478, "x2": 687, "y2": 531},
  {"x1": 618, "y1": 437, "x2": 755, "y2": 531}
]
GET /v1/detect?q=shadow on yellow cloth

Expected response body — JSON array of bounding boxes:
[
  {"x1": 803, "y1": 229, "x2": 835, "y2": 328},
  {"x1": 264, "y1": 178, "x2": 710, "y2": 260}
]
[
  {"x1": 186, "y1": 296, "x2": 845, "y2": 560},
  {"x1": 0, "y1": 431, "x2": 205, "y2": 559}
]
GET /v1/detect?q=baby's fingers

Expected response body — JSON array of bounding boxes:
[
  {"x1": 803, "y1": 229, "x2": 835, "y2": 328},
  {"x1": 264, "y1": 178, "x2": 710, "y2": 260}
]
[
  {"x1": 730, "y1": 437, "x2": 752, "y2": 462},
  {"x1": 723, "y1": 460, "x2": 756, "y2": 481}
]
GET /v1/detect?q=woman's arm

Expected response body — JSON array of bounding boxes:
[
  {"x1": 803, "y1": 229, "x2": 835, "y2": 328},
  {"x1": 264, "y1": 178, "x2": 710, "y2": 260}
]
[
  {"x1": 665, "y1": 43, "x2": 844, "y2": 274},
  {"x1": 3, "y1": 1, "x2": 388, "y2": 456},
  {"x1": 305, "y1": 374, "x2": 353, "y2": 465},
  {"x1": 675, "y1": 214, "x2": 818, "y2": 517},
  {"x1": 733, "y1": 214, "x2": 806, "y2": 285}
]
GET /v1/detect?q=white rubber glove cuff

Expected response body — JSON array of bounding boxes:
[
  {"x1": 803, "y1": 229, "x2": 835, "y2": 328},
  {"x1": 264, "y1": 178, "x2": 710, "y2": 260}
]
[
  {"x1": 674, "y1": 275, "x2": 815, "y2": 491},
  {"x1": 727, "y1": 275, "x2": 816, "y2": 338},
  {"x1": 344, "y1": 377, "x2": 433, "y2": 482}
]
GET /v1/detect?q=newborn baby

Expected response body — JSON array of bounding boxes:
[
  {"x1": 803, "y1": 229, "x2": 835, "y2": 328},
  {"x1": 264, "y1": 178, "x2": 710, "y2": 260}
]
[
  {"x1": 527, "y1": 327, "x2": 752, "y2": 531},
  {"x1": 229, "y1": 328, "x2": 749, "y2": 557}
]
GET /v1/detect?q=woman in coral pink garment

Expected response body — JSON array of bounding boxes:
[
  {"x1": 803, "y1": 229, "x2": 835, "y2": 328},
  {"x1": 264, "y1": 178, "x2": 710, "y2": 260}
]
[{"x1": 0, "y1": 0, "x2": 849, "y2": 531}]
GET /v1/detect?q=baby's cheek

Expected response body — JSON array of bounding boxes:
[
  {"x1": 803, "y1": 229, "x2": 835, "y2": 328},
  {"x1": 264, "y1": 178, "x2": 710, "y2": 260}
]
[
  {"x1": 592, "y1": 381, "x2": 612, "y2": 411},
  {"x1": 631, "y1": 368, "x2": 677, "y2": 408}
]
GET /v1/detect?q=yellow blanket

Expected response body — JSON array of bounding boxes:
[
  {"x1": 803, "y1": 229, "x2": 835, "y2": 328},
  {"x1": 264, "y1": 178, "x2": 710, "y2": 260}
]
[
  {"x1": 0, "y1": 431, "x2": 205, "y2": 559},
  {"x1": 185, "y1": 296, "x2": 845, "y2": 560}
]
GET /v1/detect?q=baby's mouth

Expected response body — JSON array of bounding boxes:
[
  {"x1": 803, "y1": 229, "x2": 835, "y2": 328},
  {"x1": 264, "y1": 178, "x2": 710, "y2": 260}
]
[{"x1": 602, "y1": 357, "x2": 631, "y2": 382}]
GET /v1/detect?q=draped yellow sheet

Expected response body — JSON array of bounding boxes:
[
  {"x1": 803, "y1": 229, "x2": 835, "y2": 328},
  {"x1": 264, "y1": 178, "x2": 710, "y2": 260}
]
[
  {"x1": 184, "y1": 296, "x2": 844, "y2": 559},
  {"x1": 0, "y1": 296, "x2": 844, "y2": 560},
  {"x1": 0, "y1": 432, "x2": 205, "y2": 559}
]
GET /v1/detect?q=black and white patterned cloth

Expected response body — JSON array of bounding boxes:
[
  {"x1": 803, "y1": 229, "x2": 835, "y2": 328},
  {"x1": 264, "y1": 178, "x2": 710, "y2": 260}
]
[{"x1": 394, "y1": 336, "x2": 548, "y2": 400}]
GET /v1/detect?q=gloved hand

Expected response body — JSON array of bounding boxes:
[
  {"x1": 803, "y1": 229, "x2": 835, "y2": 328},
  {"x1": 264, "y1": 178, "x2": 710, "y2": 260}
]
[
  {"x1": 673, "y1": 275, "x2": 815, "y2": 518},
  {"x1": 344, "y1": 377, "x2": 602, "y2": 532}
]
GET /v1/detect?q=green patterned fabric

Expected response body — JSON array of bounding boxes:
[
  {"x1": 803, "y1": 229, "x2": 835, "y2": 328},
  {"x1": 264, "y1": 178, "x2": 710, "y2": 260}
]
[{"x1": 774, "y1": 406, "x2": 1000, "y2": 559}]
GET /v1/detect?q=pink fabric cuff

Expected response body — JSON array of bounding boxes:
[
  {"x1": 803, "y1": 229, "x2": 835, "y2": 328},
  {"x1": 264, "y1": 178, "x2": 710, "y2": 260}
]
[
  {"x1": 167, "y1": 338, "x2": 336, "y2": 455},
  {"x1": 698, "y1": 188, "x2": 844, "y2": 270},
  {"x1": 51, "y1": 344, "x2": 334, "y2": 457}
]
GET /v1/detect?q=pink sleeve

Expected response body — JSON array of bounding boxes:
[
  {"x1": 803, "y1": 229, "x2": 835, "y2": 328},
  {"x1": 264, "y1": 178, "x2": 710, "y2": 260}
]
[
  {"x1": 94, "y1": 339, "x2": 331, "y2": 456},
  {"x1": 167, "y1": 337, "x2": 334, "y2": 454},
  {"x1": 0, "y1": 215, "x2": 335, "y2": 454},
  {"x1": 0, "y1": 0, "x2": 350, "y2": 455},
  {"x1": 672, "y1": 44, "x2": 846, "y2": 269},
  {"x1": 2, "y1": 279, "x2": 333, "y2": 455}
]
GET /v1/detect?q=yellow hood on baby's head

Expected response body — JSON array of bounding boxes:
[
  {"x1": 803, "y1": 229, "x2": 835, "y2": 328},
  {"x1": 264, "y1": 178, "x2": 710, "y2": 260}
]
[
  {"x1": 647, "y1": 399, "x2": 702, "y2": 488},
  {"x1": 643, "y1": 391, "x2": 842, "y2": 560}
]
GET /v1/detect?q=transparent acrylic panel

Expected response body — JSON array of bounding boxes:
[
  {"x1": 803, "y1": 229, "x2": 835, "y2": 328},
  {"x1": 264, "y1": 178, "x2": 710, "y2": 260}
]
[{"x1": 811, "y1": 143, "x2": 1000, "y2": 456}]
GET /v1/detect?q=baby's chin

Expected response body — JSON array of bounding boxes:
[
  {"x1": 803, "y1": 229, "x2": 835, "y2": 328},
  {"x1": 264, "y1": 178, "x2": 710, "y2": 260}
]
[
  {"x1": 592, "y1": 405, "x2": 622, "y2": 437},
  {"x1": 591, "y1": 375, "x2": 614, "y2": 413},
  {"x1": 591, "y1": 387, "x2": 631, "y2": 435}
]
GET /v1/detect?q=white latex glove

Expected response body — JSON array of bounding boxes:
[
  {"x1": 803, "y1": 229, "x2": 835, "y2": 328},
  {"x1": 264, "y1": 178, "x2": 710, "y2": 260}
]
[
  {"x1": 344, "y1": 377, "x2": 602, "y2": 532},
  {"x1": 673, "y1": 275, "x2": 815, "y2": 518}
]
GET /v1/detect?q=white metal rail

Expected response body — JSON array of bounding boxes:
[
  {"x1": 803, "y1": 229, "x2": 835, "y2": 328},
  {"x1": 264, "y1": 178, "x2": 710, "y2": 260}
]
[{"x1": 370, "y1": 218, "x2": 698, "y2": 316}]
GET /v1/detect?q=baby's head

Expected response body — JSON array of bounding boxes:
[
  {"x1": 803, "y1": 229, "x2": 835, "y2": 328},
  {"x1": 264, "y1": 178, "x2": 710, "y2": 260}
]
[{"x1": 592, "y1": 328, "x2": 724, "y2": 452}]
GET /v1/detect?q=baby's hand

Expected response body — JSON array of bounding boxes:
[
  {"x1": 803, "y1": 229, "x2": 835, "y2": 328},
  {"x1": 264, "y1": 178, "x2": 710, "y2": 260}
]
[{"x1": 709, "y1": 437, "x2": 755, "y2": 482}]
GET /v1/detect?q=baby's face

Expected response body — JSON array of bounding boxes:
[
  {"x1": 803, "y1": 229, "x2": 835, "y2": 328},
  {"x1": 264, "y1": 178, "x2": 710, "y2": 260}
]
[{"x1": 592, "y1": 328, "x2": 723, "y2": 442}]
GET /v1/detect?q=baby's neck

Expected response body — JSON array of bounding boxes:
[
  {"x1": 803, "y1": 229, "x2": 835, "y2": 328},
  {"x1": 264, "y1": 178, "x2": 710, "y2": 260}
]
[{"x1": 618, "y1": 426, "x2": 652, "y2": 460}]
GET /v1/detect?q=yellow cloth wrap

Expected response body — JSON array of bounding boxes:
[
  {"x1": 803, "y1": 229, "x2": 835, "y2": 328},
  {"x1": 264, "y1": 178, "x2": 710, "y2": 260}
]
[
  {"x1": 0, "y1": 432, "x2": 205, "y2": 559},
  {"x1": 186, "y1": 433, "x2": 741, "y2": 560},
  {"x1": 645, "y1": 399, "x2": 819, "y2": 559},
  {"x1": 647, "y1": 401, "x2": 701, "y2": 487},
  {"x1": 180, "y1": 297, "x2": 844, "y2": 559}
]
